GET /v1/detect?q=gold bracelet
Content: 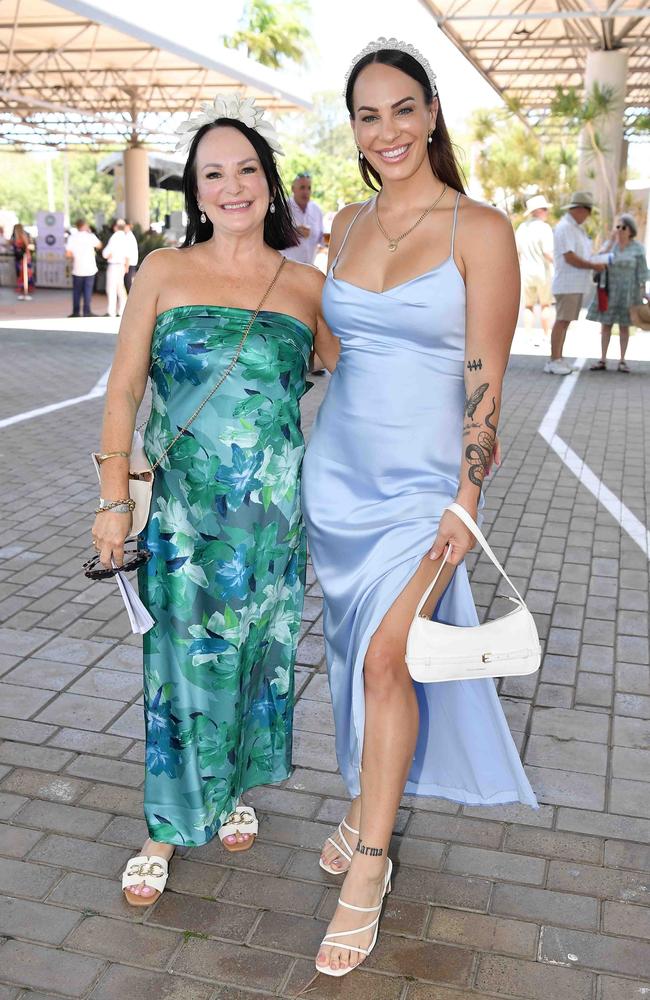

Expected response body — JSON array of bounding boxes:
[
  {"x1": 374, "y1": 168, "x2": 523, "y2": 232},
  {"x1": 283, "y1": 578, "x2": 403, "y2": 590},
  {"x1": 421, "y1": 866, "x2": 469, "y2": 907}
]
[
  {"x1": 95, "y1": 451, "x2": 130, "y2": 463},
  {"x1": 95, "y1": 498, "x2": 136, "y2": 513}
]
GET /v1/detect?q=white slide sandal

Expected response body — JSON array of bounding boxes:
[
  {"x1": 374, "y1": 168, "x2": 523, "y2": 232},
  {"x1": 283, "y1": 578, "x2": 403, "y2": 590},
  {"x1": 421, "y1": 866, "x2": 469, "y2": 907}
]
[
  {"x1": 122, "y1": 854, "x2": 170, "y2": 907},
  {"x1": 218, "y1": 804, "x2": 258, "y2": 853}
]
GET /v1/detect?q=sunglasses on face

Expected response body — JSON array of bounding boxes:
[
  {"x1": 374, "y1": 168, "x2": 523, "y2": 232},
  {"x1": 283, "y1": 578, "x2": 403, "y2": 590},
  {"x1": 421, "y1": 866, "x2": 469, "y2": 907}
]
[{"x1": 83, "y1": 546, "x2": 152, "y2": 580}]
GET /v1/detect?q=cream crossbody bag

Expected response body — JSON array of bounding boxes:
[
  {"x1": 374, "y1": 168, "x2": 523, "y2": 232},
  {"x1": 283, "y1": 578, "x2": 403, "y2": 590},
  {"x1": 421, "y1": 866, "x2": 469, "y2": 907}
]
[
  {"x1": 406, "y1": 502, "x2": 541, "y2": 683},
  {"x1": 92, "y1": 258, "x2": 287, "y2": 539}
]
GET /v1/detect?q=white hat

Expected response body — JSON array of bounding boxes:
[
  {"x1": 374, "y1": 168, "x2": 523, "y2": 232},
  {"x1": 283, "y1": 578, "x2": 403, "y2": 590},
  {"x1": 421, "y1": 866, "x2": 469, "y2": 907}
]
[{"x1": 525, "y1": 195, "x2": 551, "y2": 215}]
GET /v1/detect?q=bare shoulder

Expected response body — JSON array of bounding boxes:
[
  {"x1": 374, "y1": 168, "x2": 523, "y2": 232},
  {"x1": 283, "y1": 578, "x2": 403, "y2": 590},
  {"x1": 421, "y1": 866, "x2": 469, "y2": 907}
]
[
  {"x1": 283, "y1": 258, "x2": 325, "y2": 287},
  {"x1": 459, "y1": 196, "x2": 514, "y2": 240},
  {"x1": 137, "y1": 246, "x2": 183, "y2": 277},
  {"x1": 282, "y1": 259, "x2": 325, "y2": 310},
  {"x1": 331, "y1": 200, "x2": 370, "y2": 238}
]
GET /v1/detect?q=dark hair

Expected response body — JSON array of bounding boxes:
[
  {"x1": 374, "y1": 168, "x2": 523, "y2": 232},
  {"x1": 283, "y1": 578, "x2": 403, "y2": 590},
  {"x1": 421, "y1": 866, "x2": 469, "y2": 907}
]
[
  {"x1": 345, "y1": 49, "x2": 466, "y2": 195},
  {"x1": 181, "y1": 118, "x2": 299, "y2": 250},
  {"x1": 75, "y1": 218, "x2": 86, "y2": 228}
]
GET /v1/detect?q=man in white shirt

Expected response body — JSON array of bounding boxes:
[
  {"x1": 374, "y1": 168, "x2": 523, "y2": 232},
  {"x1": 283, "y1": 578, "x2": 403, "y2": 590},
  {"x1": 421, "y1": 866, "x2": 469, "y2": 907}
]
[
  {"x1": 102, "y1": 218, "x2": 129, "y2": 317},
  {"x1": 124, "y1": 222, "x2": 139, "y2": 292},
  {"x1": 516, "y1": 195, "x2": 554, "y2": 340},
  {"x1": 547, "y1": 191, "x2": 606, "y2": 374},
  {"x1": 282, "y1": 173, "x2": 324, "y2": 265},
  {"x1": 65, "y1": 219, "x2": 102, "y2": 317}
]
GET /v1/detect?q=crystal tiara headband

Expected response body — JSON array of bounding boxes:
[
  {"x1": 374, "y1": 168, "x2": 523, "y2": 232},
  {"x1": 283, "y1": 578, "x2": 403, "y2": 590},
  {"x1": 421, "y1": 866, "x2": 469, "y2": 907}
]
[
  {"x1": 345, "y1": 37, "x2": 438, "y2": 98},
  {"x1": 175, "y1": 93, "x2": 283, "y2": 155}
]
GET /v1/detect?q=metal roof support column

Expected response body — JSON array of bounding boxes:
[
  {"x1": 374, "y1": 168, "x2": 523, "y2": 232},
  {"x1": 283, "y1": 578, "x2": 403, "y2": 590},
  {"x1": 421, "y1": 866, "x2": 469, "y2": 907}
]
[
  {"x1": 578, "y1": 47, "x2": 628, "y2": 228},
  {"x1": 123, "y1": 145, "x2": 150, "y2": 231}
]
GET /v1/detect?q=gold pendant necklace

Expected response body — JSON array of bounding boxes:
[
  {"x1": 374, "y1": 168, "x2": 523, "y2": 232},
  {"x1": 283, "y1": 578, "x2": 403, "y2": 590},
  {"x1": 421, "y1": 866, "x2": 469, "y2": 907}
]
[{"x1": 376, "y1": 184, "x2": 448, "y2": 252}]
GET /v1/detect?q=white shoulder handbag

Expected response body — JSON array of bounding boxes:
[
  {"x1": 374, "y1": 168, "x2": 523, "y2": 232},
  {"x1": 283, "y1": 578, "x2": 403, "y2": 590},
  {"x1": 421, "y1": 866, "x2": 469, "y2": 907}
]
[{"x1": 406, "y1": 502, "x2": 541, "y2": 683}]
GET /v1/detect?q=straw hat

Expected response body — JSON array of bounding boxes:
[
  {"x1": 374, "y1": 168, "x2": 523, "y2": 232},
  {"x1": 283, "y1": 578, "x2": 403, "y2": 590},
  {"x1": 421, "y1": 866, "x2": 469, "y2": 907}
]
[
  {"x1": 525, "y1": 195, "x2": 551, "y2": 215},
  {"x1": 561, "y1": 191, "x2": 594, "y2": 210}
]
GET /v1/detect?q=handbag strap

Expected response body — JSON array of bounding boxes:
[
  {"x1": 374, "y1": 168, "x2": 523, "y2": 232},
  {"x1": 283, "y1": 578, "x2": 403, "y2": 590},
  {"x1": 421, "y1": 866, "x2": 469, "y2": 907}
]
[
  {"x1": 414, "y1": 501, "x2": 526, "y2": 617},
  {"x1": 150, "y1": 255, "x2": 287, "y2": 473}
]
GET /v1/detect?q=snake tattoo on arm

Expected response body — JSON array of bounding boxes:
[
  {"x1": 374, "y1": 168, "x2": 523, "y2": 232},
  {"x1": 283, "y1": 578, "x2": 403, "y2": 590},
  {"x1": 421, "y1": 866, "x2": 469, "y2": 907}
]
[{"x1": 463, "y1": 378, "x2": 498, "y2": 489}]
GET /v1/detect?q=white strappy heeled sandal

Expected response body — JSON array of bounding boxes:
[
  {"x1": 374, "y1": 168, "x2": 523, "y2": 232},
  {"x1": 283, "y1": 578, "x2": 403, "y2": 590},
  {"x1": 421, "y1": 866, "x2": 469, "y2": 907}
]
[
  {"x1": 122, "y1": 853, "x2": 171, "y2": 907},
  {"x1": 319, "y1": 818, "x2": 359, "y2": 875},
  {"x1": 315, "y1": 857, "x2": 392, "y2": 977},
  {"x1": 218, "y1": 803, "x2": 258, "y2": 853}
]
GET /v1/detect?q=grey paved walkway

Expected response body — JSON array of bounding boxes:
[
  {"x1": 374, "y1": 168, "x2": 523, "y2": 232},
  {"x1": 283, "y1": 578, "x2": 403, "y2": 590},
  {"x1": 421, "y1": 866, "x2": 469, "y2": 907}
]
[{"x1": 0, "y1": 327, "x2": 649, "y2": 1000}]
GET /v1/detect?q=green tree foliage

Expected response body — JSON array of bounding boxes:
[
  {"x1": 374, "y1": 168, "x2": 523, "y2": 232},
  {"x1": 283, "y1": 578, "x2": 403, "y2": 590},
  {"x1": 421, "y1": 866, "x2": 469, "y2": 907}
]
[
  {"x1": 551, "y1": 83, "x2": 622, "y2": 223},
  {"x1": 468, "y1": 109, "x2": 577, "y2": 222},
  {"x1": 279, "y1": 91, "x2": 368, "y2": 212},
  {"x1": 223, "y1": 0, "x2": 311, "y2": 68},
  {"x1": 0, "y1": 150, "x2": 184, "y2": 227},
  {"x1": 0, "y1": 151, "x2": 114, "y2": 224}
]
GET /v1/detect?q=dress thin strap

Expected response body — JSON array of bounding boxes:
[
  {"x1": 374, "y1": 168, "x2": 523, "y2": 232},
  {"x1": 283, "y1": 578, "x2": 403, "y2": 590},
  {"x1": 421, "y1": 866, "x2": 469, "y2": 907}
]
[
  {"x1": 331, "y1": 200, "x2": 372, "y2": 272},
  {"x1": 450, "y1": 191, "x2": 462, "y2": 259}
]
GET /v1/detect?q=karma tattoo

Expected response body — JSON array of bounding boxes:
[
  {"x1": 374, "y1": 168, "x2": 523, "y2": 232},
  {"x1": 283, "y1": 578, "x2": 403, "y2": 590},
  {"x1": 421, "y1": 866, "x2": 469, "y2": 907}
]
[
  {"x1": 356, "y1": 840, "x2": 384, "y2": 857},
  {"x1": 465, "y1": 395, "x2": 497, "y2": 488}
]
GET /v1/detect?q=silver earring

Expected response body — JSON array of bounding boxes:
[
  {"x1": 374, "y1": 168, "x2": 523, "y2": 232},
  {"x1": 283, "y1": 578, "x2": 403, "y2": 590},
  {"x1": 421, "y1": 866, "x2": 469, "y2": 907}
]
[
  {"x1": 358, "y1": 148, "x2": 364, "y2": 160},
  {"x1": 269, "y1": 201, "x2": 276, "y2": 214},
  {"x1": 199, "y1": 210, "x2": 206, "y2": 224}
]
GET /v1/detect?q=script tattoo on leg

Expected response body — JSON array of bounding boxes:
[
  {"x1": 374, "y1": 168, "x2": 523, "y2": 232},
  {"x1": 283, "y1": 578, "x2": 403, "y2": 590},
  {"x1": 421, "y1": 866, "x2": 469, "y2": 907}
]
[
  {"x1": 356, "y1": 839, "x2": 384, "y2": 857},
  {"x1": 465, "y1": 395, "x2": 497, "y2": 487}
]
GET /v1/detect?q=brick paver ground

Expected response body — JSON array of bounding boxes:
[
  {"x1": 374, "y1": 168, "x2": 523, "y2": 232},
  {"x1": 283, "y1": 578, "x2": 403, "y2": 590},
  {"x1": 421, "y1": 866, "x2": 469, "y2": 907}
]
[{"x1": 0, "y1": 321, "x2": 649, "y2": 1000}]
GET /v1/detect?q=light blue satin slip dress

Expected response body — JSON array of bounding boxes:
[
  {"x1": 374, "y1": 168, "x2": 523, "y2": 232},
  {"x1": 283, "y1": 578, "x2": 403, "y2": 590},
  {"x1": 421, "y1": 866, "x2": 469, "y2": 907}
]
[{"x1": 302, "y1": 192, "x2": 537, "y2": 808}]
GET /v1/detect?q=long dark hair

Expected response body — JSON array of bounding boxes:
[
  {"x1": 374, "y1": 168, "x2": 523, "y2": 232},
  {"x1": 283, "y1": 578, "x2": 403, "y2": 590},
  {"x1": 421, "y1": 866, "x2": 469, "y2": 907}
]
[
  {"x1": 345, "y1": 49, "x2": 466, "y2": 195},
  {"x1": 181, "y1": 118, "x2": 299, "y2": 250}
]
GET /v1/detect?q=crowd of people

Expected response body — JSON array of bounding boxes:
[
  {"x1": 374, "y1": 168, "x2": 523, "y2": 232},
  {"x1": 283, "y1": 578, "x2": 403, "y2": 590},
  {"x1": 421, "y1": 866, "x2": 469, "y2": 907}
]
[
  {"x1": 4, "y1": 217, "x2": 140, "y2": 318},
  {"x1": 5, "y1": 183, "x2": 647, "y2": 374},
  {"x1": 515, "y1": 191, "x2": 649, "y2": 373}
]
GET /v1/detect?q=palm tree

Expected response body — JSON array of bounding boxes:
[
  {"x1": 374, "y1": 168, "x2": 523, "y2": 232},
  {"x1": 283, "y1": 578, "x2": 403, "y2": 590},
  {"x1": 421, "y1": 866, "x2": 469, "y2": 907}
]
[
  {"x1": 223, "y1": 0, "x2": 311, "y2": 69},
  {"x1": 551, "y1": 84, "x2": 621, "y2": 226}
]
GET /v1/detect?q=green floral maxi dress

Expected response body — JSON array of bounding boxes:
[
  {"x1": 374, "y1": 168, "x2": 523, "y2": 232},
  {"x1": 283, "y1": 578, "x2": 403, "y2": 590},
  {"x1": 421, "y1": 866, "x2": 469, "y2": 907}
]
[{"x1": 138, "y1": 305, "x2": 312, "y2": 847}]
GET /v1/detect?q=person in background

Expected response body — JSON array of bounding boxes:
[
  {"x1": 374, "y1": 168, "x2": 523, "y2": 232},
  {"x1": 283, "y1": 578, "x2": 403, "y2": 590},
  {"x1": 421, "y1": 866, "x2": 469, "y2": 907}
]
[
  {"x1": 547, "y1": 191, "x2": 606, "y2": 375},
  {"x1": 124, "y1": 222, "x2": 139, "y2": 292},
  {"x1": 515, "y1": 194, "x2": 553, "y2": 343},
  {"x1": 314, "y1": 217, "x2": 332, "y2": 274},
  {"x1": 11, "y1": 223, "x2": 34, "y2": 300},
  {"x1": 102, "y1": 218, "x2": 129, "y2": 317},
  {"x1": 587, "y1": 213, "x2": 649, "y2": 373},
  {"x1": 66, "y1": 219, "x2": 102, "y2": 317},
  {"x1": 283, "y1": 172, "x2": 324, "y2": 265}
]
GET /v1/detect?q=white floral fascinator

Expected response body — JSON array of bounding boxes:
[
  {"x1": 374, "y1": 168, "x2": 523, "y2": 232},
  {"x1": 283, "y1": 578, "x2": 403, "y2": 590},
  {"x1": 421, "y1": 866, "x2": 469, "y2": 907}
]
[{"x1": 175, "y1": 93, "x2": 284, "y2": 155}]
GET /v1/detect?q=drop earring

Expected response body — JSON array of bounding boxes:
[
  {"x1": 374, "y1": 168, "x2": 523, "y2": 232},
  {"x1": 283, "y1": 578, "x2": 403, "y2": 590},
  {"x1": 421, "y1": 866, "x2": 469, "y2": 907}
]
[
  {"x1": 428, "y1": 130, "x2": 434, "y2": 144},
  {"x1": 199, "y1": 208, "x2": 207, "y2": 223},
  {"x1": 357, "y1": 148, "x2": 364, "y2": 160},
  {"x1": 269, "y1": 200, "x2": 276, "y2": 214}
]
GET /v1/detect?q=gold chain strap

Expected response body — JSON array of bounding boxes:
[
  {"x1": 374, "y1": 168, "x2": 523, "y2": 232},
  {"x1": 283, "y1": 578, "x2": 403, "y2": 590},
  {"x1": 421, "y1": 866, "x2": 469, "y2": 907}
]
[{"x1": 150, "y1": 256, "x2": 287, "y2": 474}]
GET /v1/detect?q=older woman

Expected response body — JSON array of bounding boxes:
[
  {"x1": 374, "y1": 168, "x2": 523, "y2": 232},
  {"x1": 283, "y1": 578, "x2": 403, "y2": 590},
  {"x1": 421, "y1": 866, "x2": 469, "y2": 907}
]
[
  {"x1": 91, "y1": 95, "x2": 336, "y2": 905},
  {"x1": 588, "y1": 213, "x2": 648, "y2": 372}
]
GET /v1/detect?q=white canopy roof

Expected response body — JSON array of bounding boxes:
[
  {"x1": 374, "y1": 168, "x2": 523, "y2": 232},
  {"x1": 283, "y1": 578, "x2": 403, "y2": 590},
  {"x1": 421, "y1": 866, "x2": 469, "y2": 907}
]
[
  {"x1": 0, "y1": 0, "x2": 311, "y2": 148},
  {"x1": 419, "y1": 0, "x2": 649, "y2": 127}
]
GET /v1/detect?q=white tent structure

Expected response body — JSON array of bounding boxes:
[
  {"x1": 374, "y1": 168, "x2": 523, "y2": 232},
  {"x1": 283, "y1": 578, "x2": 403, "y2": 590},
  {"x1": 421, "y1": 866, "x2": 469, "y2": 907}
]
[{"x1": 1, "y1": 0, "x2": 311, "y2": 226}]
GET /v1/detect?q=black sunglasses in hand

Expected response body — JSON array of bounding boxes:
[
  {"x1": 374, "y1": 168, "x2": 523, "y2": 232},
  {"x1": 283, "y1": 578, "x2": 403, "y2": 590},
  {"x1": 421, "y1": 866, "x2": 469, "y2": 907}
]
[{"x1": 83, "y1": 546, "x2": 152, "y2": 580}]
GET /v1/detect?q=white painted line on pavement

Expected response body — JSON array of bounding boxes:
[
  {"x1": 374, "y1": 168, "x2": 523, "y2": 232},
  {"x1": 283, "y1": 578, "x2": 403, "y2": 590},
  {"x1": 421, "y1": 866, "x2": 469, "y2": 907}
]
[
  {"x1": 538, "y1": 358, "x2": 650, "y2": 558},
  {"x1": 0, "y1": 365, "x2": 111, "y2": 429}
]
